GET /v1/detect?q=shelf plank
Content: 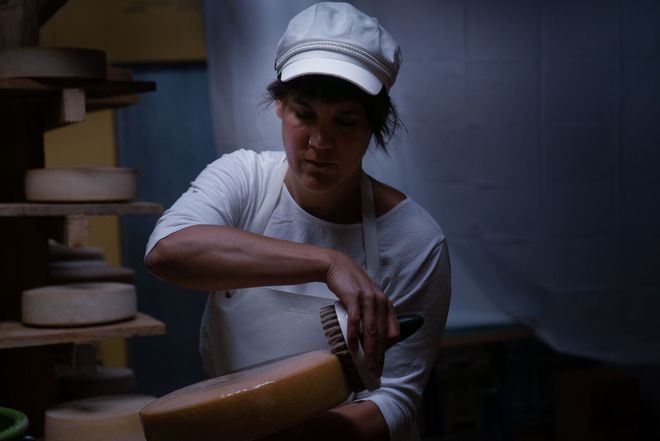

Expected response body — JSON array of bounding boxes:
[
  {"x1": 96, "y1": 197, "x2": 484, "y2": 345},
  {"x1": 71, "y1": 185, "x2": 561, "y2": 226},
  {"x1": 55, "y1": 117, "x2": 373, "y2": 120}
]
[
  {"x1": 0, "y1": 77, "x2": 156, "y2": 98},
  {"x1": 0, "y1": 312, "x2": 166, "y2": 349},
  {"x1": 441, "y1": 323, "x2": 535, "y2": 348},
  {"x1": 0, "y1": 201, "x2": 163, "y2": 216}
]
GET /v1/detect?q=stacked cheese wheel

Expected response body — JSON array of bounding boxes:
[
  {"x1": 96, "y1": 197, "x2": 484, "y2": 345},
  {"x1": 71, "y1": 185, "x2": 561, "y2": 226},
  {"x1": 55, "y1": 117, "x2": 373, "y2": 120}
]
[
  {"x1": 47, "y1": 241, "x2": 135, "y2": 285},
  {"x1": 140, "y1": 350, "x2": 350, "y2": 441},
  {"x1": 21, "y1": 241, "x2": 138, "y2": 327},
  {"x1": 24, "y1": 166, "x2": 137, "y2": 202},
  {"x1": 46, "y1": 395, "x2": 155, "y2": 441},
  {"x1": 48, "y1": 260, "x2": 135, "y2": 285},
  {"x1": 58, "y1": 367, "x2": 137, "y2": 401},
  {"x1": 22, "y1": 282, "x2": 137, "y2": 327}
]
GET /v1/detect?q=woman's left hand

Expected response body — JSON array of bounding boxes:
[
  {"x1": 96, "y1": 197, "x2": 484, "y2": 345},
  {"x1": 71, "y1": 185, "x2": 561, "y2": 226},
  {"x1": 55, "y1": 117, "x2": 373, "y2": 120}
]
[
  {"x1": 323, "y1": 250, "x2": 400, "y2": 378},
  {"x1": 257, "y1": 401, "x2": 389, "y2": 441}
]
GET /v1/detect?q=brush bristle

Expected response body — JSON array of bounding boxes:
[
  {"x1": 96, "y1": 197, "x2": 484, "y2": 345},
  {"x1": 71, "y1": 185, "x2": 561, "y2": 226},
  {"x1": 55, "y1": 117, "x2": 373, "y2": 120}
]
[{"x1": 319, "y1": 304, "x2": 365, "y2": 392}]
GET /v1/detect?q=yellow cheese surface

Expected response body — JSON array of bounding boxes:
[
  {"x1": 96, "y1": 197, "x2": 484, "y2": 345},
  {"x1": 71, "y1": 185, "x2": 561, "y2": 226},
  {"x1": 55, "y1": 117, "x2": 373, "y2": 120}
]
[{"x1": 140, "y1": 350, "x2": 349, "y2": 441}]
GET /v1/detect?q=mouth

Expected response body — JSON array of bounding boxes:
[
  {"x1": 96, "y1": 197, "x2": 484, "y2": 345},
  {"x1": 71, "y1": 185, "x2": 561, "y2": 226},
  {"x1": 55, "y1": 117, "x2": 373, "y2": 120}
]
[{"x1": 304, "y1": 159, "x2": 334, "y2": 168}]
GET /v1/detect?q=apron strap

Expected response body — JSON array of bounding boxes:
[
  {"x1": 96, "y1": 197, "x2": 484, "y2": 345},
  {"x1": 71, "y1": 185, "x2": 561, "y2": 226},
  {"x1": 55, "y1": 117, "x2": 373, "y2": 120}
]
[{"x1": 361, "y1": 173, "x2": 380, "y2": 282}]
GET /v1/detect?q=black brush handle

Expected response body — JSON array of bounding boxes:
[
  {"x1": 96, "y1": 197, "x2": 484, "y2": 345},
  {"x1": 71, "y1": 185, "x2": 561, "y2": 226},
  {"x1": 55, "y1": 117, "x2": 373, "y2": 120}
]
[
  {"x1": 357, "y1": 314, "x2": 424, "y2": 344},
  {"x1": 396, "y1": 314, "x2": 424, "y2": 342}
]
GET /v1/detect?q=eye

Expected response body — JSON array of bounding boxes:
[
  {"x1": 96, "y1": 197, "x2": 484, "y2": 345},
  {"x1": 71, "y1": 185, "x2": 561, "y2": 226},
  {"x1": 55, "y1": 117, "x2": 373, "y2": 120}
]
[
  {"x1": 336, "y1": 118, "x2": 359, "y2": 127},
  {"x1": 294, "y1": 110, "x2": 315, "y2": 121}
]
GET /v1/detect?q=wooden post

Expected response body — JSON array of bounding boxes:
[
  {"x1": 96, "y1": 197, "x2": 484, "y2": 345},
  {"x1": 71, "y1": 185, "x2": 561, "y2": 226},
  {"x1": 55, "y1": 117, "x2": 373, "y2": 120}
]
[
  {"x1": 0, "y1": 3, "x2": 59, "y2": 437},
  {"x1": 0, "y1": 0, "x2": 41, "y2": 48}
]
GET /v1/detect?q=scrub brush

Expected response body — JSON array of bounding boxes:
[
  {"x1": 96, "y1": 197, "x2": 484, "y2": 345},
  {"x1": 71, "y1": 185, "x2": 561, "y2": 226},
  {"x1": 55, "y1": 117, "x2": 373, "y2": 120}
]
[{"x1": 319, "y1": 301, "x2": 424, "y2": 392}]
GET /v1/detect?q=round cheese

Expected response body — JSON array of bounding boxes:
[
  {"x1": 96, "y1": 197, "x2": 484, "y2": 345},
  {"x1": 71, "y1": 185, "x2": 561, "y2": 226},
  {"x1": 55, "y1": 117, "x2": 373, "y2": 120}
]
[
  {"x1": 49, "y1": 260, "x2": 107, "y2": 270},
  {"x1": 49, "y1": 240, "x2": 105, "y2": 262},
  {"x1": 58, "y1": 367, "x2": 137, "y2": 401},
  {"x1": 45, "y1": 395, "x2": 155, "y2": 441},
  {"x1": 21, "y1": 282, "x2": 137, "y2": 327},
  {"x1": 24, "y1": 167, "x2": 138, "y2": 202},
  {"x1": 49, "y1": 264, "x2": 135, "y2": 285},
  {"x1": 0, "y1": 47, "x2": 106, "y2": 79},
  {"x1": 140, "y1": 350, "x2": 350, "y2": 441}
]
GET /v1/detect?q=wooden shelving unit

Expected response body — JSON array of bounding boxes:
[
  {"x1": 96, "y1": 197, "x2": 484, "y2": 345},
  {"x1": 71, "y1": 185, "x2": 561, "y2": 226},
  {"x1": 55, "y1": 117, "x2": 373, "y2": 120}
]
[
  {"x1": 0, "y1": 1, "x2": 165, "y2": 436},
  {"x1": 0, "y1": 313, "x2": 165, "y2": 350},
  {"x1": 0, "y1": 201, "x2": 163, "y2": 217}
]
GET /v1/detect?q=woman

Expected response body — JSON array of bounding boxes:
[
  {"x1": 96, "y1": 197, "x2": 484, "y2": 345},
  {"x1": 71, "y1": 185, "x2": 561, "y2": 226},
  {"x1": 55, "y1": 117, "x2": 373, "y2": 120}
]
[{"x1": 145, "y1": 3, "x2": 450, "y2": 440}]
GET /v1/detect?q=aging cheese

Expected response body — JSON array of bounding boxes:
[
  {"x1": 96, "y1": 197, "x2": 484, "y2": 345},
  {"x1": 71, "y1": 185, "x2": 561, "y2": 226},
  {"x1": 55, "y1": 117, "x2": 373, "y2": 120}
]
[
  {"x1": 0, "y1": 47, "x2": 107, "y2": 79},
  {"x1": 24, "y1": 166, "x2": 137, "y2": 202},
  {"x1": 140, "y1": 350, "x2": 350, "y2": 441},
  {"x1": 48, "y1": 240, "x2": 105, "y2": 262},
  {"x1": 21, "y1": 282, "x2": 137, "y2": 327},
  {"x1": 58, "y1": 367, "x2": 137, "y2": 401},
  {"x1": 45, "y1": 395, "x2": 155, "y2": 441},
  {"x1": 49, "y1": 263, "x2": 135, "y2": 285}
]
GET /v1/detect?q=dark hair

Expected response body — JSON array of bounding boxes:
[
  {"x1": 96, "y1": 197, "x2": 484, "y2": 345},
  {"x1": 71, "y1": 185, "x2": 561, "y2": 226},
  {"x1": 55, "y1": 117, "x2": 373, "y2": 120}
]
[{"x1": 266, "y1": 75, "x2": 402, "y2": 151}]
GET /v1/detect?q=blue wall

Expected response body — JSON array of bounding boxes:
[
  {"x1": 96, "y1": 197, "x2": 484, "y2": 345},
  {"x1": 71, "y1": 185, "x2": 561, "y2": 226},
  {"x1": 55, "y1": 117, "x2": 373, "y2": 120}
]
[
  {"x1": 116, "y1": 64, "x2": 216, "y2": 395},
  {"x1": 116, "y1": 2, "x2": 660, "y2": 410}
]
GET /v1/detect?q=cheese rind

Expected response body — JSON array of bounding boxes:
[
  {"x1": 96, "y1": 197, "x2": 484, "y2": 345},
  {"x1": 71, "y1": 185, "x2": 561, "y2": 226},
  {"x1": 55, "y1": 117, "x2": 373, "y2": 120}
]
[
  {"x1": 45, "y1": 395, "x2": 155, "y2": 441},
  {"x1": 58, "y1": 367, "x2": 137, "y2": 401},
  {"x1": 24, "y1": 166, "x2": 137, "y2": 202},
  {"x1": 21, "y1": 282, "x2": 137, "y2": 327},
  {"x1": 48, "y1": 264, "x2": 135, "y2": 285},
  {"x1": 48, "y1": 240, "x2": 105, "y2": 262},
  {"x1": 140, "y1": 350, "x2": 350, "y2": 441}
]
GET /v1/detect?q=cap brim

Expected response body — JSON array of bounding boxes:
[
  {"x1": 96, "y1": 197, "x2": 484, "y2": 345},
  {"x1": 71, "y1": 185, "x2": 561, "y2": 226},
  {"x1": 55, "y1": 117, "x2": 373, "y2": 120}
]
[{"x1": 280, "y1": 57, "x2": 383, "y2": 95}]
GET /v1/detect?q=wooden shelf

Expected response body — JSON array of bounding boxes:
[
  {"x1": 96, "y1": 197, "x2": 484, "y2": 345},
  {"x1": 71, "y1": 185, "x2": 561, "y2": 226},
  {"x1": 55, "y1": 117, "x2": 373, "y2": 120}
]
[
  {"x1": 0, "y1": 201, "x2": 163, "y2": 217},
  {"x1": 441, "y1": 323, "x2": 535, "y2": 348},
  {"x1": 0, "y1": 77, "x2": 156, "y2": 99},
  {"x1": 0, "y1": 312, "x2": 166, "y2": 349}
]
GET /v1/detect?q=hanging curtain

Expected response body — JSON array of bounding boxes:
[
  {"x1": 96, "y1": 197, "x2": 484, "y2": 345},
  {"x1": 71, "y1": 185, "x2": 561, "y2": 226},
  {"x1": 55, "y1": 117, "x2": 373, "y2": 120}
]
[{"x1": 202, "y1": 0, "x2": 660, "y2": 364}]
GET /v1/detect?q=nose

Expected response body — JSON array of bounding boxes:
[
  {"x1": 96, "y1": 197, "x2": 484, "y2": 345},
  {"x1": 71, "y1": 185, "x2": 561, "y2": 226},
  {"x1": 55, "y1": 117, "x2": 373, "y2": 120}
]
[{"x1": 308, "y1": 127, "x2": 333, "y2": 150}]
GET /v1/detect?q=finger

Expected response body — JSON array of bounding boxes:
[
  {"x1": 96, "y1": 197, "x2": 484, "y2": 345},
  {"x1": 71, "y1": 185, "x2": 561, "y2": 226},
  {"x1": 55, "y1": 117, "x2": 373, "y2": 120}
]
[
  {"x1": 374, "y1": 295, "x2": 388, "y2": 377},
  {"x1": 346, "y1": 302, "x2": 361, "y2": 355},
  {"x1": 386, "y1": 299, "x2": 400, "y2": 348},
  {"x1": 360, "y1": 293, "x2": 378, "y2": 376}
]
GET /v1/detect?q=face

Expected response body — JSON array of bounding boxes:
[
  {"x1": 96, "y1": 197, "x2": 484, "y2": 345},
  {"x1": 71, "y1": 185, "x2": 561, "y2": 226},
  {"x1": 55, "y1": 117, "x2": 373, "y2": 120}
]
[{"x1": 276, "y1": 95, "x2": 372, "y2": 196}]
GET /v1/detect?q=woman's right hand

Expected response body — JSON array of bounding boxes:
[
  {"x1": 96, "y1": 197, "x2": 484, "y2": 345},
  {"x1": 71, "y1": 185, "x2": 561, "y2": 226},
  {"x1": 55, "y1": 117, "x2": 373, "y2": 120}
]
[{"x1": 324, "y1": 250, "x2": 399, "y2": 378}]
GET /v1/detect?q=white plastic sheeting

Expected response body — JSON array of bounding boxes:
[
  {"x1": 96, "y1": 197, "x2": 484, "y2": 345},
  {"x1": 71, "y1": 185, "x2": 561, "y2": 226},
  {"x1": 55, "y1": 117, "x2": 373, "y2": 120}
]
[{"x1": 202, "y1": 0, "x2": 660, "y2": 363}]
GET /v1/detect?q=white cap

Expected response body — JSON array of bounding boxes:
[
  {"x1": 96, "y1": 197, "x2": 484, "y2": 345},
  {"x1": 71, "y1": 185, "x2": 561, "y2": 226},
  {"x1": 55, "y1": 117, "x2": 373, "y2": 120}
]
[{"x1": 274, "y1": 2, "x2": 402, "y2": 95}]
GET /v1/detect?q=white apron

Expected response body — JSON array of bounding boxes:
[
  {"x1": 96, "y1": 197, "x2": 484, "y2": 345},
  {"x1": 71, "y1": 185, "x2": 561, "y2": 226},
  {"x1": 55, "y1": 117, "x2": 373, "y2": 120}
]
[{"x1": 199, "y1": 164, "x2": 380, "y2": 377}]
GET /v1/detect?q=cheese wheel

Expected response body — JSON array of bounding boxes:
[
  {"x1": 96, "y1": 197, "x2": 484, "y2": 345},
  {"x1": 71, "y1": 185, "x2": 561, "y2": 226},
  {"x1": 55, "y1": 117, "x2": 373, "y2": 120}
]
[
  {"x1": 0, "y1": 47, "x2": 107, "y2": 79},
  {"x1": 49, "y1": 240, "x2": 105, "y2": 262},
  {"x1": 24, "y1": 167, "x2": 137, "y2": 202},
  {"x1": 140, "y1": 350, "x2": 350, "y2": 441},
  {"x1": 58, "y1": 367, "x2": 137, "y2": 401},
  {"x1": 21, "y1": 282, "x2": 137, "y2": 327},
  {"x1": 49, "y1": 264, "x2": 135, "y2": 284},
  {"x1": 45, "y1": 395, "x2": 155, "y2": 441},
  {"x1": 50, "y1": 260, "x2": 106, "y2": 270}
]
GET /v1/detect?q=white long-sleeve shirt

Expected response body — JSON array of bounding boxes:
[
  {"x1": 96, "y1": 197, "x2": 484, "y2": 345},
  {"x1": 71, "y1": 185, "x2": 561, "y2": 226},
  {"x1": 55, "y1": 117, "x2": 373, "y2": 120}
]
[{"x1": 146, "y1": 149, "x2": 451, "y2": 441}]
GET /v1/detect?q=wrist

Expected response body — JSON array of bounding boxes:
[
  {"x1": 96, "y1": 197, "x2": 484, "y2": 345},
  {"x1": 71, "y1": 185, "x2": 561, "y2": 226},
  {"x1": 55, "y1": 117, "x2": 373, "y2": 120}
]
[{"x1": 315, "y1": 247, "x2": 338, "y2": 283}]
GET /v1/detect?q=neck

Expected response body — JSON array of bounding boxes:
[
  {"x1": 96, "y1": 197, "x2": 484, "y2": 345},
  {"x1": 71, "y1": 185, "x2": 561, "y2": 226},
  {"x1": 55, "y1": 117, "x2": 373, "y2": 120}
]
[{"x1": 285, "y1": 170, "x2": 364, "y2": 224}]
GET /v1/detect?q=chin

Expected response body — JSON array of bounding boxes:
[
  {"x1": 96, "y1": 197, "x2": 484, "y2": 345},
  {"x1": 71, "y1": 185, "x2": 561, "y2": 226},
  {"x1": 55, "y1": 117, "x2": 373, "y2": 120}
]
[{"x1": 297, "y1": 171, "x2": 343, "y2": 193}]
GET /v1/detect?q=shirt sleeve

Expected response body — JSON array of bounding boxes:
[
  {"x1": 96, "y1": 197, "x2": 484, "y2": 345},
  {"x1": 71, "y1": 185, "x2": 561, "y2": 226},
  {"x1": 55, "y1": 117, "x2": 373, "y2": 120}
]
[
  {"x1": 144, "y1": 149, "x2": 256, "y2": 257},
  {"x1": 356, "y1": 239, "x2": 451, "y2": 441}
]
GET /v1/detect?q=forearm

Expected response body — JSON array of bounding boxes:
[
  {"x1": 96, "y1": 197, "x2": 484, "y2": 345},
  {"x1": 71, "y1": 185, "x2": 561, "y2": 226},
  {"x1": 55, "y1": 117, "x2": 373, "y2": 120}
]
[
  {"x1": 145, "y1": 225, "x2": 333, "y2": 291},
  {"x1": 260, "y1": 400, "x2": 389, "y2": 441}
]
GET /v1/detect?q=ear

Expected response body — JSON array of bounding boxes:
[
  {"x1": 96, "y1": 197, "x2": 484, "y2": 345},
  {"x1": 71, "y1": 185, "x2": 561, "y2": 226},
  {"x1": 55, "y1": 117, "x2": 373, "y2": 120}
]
[{"x1": 275, "y1": 100, "x2": 284, "y2": 119}]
